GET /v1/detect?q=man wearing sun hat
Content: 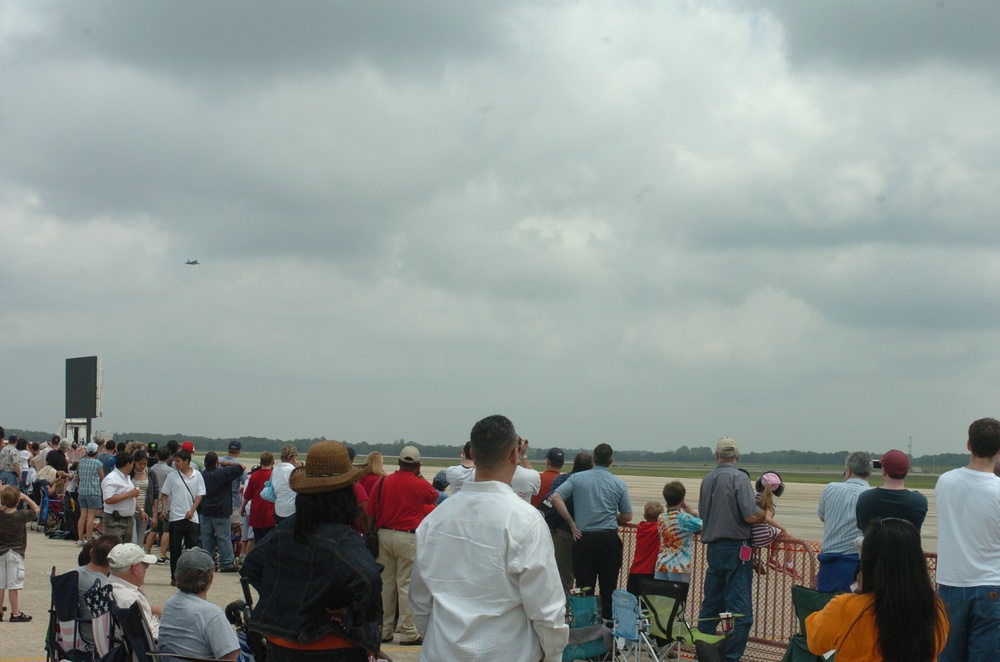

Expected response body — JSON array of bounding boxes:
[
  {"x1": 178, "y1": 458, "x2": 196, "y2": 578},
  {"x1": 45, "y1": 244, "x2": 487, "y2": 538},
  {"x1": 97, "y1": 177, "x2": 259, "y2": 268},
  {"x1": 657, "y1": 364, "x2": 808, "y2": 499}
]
[
  {"x1": 108, "y1": 542, "x2": 162, "y2": 639},
  {"x1": 365, "y1": 445, "x2": 438, "y2": 645},
  {"x1": 855, "y1": 449, "x2": 928, "y2": 533}
]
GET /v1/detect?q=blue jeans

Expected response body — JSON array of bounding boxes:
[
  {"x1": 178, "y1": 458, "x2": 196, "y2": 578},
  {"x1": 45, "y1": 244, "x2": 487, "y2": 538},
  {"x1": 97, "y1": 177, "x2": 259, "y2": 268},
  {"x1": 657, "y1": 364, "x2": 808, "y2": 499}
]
[
  {"x1": 698, "y1": 540, "x2": 753, "y2": 661},
  {"x1": 938, "y1": 584, "x2": 1000, "y2": 662},
  {"x1": 817, "y1": 552, "x2": 859, "y2": 593},
  {"x1": 200, "y1": 515, "x2": 235, "y2": 569},
  {"x1": 0, "y1": 470, "x2": 18, "y2": 489}
]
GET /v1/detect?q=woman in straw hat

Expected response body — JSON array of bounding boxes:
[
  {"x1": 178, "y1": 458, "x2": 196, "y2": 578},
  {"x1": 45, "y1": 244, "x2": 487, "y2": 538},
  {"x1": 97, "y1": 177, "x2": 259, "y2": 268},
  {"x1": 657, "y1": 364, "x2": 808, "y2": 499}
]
[{"x1": 243, "y1": 440, "x2": 383, "y2": 661}]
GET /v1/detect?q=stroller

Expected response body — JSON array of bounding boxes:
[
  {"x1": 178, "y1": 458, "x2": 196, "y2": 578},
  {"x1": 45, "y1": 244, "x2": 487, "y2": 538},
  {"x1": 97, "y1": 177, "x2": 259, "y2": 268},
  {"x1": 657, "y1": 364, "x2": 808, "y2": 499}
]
[
  {"x1": 225, "y1": 577, "x2": 267, "y2": 662},
  {"x1": 36, "y1": 483, "x2": 73, "y2": 539}
]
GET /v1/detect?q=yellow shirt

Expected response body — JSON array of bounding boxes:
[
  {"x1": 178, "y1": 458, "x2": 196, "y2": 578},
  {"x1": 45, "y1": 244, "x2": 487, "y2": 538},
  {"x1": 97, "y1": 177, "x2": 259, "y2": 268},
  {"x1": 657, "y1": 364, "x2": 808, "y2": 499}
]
[{"x1": 805, "y1": 593, "x2": 948, "y2": 661}]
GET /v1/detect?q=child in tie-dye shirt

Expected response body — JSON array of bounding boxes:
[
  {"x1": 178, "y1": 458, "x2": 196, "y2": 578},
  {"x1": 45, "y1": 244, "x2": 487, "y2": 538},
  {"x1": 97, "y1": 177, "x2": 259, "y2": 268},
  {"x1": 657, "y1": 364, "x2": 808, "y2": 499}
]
[{"x1": 655, "y1": 481, "x2": 702, "y2": 584}]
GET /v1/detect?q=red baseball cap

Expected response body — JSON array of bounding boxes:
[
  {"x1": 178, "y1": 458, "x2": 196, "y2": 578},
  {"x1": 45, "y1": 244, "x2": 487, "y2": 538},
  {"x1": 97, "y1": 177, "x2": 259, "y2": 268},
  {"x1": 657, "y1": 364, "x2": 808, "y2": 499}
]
[
  {"x1": 180, "y1": 441, "x2": 195, "y2": 452},
  {"x1": 880, "y1": 449, "x2": 909, "y2": 479}
]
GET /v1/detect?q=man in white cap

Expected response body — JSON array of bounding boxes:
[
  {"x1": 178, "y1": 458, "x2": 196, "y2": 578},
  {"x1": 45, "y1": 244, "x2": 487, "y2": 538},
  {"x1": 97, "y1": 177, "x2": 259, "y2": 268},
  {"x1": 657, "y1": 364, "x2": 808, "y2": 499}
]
[
  {"x1": 107, "y1": 543, "x2": 162, "y2": 639},
  {"x1": 365, "y1": 445, "x2": 438, "y2": 645},
  {"x1": 697, "y1": 437, "x2": 766, "y2": 662},
  {"x1": 855, "y1": 449, "x2": 927, "y2": 533}
]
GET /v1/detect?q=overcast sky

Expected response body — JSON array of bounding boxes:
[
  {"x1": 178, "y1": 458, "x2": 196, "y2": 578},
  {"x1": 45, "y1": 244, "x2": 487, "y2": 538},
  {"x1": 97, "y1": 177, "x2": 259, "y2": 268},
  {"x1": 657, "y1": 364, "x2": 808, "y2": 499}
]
[{"x1": 3, "y1": 1, "x2": 999, "y2": 454}]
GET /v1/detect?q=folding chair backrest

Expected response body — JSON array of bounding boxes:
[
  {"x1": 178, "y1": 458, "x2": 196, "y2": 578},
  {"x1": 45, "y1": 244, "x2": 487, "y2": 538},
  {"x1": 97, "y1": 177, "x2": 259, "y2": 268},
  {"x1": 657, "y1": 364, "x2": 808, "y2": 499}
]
[
  {"x1": 611, "y1": 589, "x2": 640, "y2": 641},
  {"x1": 637, "y1": 576, "x2": 689, "y2": 642},
  {"x1": 111, "y1": 602, "x2": 155, "y2": 662}
]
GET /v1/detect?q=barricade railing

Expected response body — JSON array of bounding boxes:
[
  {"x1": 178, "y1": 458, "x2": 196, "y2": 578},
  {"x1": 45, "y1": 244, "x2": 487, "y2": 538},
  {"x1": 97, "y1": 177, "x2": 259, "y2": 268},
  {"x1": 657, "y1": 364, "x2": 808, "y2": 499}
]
[{"x1": 616, "y1": 526, "x2": 938, "y2": 662}]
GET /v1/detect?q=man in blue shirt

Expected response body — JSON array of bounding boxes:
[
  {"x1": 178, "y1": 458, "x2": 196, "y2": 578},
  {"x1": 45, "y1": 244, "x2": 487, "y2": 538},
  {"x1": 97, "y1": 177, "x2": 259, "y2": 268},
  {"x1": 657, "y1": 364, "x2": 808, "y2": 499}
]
[
  {"x1": 198, "y1": 453, "x2": 244, "y2": 573},
  {"x1": 552, "y1": 443, "x2": 632, "y2": 620}
]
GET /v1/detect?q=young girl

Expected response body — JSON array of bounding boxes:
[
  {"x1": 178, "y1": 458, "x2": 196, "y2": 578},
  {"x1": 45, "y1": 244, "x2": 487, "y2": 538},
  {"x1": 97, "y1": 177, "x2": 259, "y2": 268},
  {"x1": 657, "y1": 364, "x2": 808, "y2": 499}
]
[
  {"x1": 0, "y1": 485, "x2": 41, "y2": 622},
  {"x1": 751, "y1": 471, "x2": 798, "y2": 577}
]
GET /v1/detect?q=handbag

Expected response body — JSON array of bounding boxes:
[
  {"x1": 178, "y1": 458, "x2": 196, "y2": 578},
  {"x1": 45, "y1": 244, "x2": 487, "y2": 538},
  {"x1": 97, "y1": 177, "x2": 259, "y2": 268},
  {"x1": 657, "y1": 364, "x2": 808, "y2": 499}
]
[{"x1": 260, "y1": 479, "x2": 276, "y2": 503}]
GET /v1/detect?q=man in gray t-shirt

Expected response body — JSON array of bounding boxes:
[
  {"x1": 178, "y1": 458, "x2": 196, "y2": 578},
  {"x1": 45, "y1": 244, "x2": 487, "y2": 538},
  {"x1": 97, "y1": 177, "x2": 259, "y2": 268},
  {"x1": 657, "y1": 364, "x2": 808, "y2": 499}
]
[
  {"x1": 697, "y1": 437, "x2": 765, "y2": 662},
  {"x1": 157, "y1": 547, "x2": 239, "y2": 661}
]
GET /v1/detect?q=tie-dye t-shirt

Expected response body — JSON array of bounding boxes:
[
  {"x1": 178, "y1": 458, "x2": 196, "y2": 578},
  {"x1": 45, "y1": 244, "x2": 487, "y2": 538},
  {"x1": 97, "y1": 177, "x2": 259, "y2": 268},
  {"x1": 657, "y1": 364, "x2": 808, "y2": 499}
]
[{"x1": 655, "y1": 509, "x2": 703, "y2": 576}]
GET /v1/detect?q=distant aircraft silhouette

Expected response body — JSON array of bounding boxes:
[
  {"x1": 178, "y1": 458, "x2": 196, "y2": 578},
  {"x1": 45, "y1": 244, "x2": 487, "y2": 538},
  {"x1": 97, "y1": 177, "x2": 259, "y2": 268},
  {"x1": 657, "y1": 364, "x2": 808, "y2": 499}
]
[{"x1": 185, "y1": 260, "x2": 200, "y2": 265}]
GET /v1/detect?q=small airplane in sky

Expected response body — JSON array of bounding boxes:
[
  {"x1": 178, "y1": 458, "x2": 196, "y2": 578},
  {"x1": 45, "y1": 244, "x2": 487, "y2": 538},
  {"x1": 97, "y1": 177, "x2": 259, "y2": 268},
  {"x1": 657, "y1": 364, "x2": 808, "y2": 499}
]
[{"x1": 185, "y1": 260, "x2": 200, "y2": 265}]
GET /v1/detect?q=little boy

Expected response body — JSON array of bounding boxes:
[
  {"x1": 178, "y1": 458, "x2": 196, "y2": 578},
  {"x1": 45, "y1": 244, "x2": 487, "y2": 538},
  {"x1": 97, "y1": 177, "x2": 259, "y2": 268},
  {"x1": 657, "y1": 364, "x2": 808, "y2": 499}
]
[
  {"x1": 0, "y1": 485, "x2": 41, "y2": 622},
  {"x1": 627, "y1": 501, "x2": 665, "y2": 595},
  {"x1": 655, "y1": 481, "x2": 702, "y2": 584}
]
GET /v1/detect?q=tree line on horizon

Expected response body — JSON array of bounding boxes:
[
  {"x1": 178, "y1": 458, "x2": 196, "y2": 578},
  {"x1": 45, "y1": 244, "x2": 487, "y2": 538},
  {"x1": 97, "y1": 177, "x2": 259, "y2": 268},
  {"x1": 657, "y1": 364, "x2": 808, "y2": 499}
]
[{"x1": 8, "y1": 427, "x2": 970, "y2": 471}]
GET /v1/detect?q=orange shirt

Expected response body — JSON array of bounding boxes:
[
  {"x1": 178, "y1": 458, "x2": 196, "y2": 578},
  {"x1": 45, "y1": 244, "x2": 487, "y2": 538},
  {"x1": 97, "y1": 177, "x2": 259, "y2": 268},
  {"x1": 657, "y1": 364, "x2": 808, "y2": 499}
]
[
  {"x1": 532, "y1": 469, "x2": 562, "y2": 508},
  {"x1": 806, "y1": 593, "x2": 948, "y2": 661}
]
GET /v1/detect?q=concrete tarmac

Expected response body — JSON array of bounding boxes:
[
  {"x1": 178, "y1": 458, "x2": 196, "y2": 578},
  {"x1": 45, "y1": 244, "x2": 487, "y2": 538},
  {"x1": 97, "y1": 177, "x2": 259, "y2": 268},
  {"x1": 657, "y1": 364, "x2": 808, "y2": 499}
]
[{"x1": 1, "y1": 467, "x2": 937, "y2": 661}]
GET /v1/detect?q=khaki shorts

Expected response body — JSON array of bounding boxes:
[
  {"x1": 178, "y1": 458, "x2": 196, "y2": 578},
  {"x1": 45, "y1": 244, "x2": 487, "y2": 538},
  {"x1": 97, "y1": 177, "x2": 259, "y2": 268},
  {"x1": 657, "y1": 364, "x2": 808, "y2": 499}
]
[{"x1": 0, "y1": 550, "x2": 25, "y2": 590}]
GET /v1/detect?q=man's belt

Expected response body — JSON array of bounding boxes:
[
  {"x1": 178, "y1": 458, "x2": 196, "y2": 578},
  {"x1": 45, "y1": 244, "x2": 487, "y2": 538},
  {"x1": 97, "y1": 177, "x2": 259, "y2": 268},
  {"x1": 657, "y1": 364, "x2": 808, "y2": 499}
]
[{"x1": 382, "y1": 527, "x2": 417, "y2": 533}]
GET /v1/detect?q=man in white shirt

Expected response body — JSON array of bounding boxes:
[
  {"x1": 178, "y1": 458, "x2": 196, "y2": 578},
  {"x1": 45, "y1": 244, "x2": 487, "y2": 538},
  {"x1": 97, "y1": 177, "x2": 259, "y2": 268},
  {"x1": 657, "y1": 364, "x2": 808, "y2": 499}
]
[
  {"x1": 444, "y1": 442, "x2": 475, "y2": 494},
  {"x1": 160, "y1": 450, "x2": 206, "y2": 586},
  {"x1": 102, "y1": 452, "x2": 143, "y2": 543},
  {"x1": 411, "y1": 414, "x2": 567, "y2": 662},
  {"x1": 107, "y1": 543, "x2": 162, "y2": 640},
  {"x1": 511, "y1": 438, "x2": 541, "y2": 503},
  {"x1": 935, "y1": 417, "x2": 1000, "y2": 662}
]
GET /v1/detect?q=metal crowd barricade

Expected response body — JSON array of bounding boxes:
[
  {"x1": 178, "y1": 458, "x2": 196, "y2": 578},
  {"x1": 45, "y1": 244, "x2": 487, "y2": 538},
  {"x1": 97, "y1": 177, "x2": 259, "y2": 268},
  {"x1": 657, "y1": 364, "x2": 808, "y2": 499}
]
[{"x1": 616, "y1": 527, "x2": 938, "y2": 662}]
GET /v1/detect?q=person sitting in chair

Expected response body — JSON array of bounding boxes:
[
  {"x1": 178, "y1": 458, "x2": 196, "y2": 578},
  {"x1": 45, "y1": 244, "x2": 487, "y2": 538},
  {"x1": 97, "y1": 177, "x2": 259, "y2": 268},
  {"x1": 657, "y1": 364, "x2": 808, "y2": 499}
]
[
  {"x1": 107, "y1": 543, "x2": 162, "y2": 640},
  {"x1": 156, "y1": 547, "x2": 239, "y2": 661}
]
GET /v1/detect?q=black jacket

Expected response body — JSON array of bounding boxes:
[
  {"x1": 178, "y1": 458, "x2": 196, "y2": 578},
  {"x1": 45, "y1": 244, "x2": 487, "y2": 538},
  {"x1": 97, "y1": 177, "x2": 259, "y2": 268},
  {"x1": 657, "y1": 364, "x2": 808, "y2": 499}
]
[{"x1": 242, "y1": 517, "x2": 383, "y2": 653}]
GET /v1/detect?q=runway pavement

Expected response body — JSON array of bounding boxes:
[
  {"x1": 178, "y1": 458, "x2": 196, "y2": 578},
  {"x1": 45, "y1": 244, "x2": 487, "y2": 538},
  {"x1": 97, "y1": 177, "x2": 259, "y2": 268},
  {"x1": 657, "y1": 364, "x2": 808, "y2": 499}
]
[{"x1": 1, "y1": 466, "x2": 937, "y2": 661}]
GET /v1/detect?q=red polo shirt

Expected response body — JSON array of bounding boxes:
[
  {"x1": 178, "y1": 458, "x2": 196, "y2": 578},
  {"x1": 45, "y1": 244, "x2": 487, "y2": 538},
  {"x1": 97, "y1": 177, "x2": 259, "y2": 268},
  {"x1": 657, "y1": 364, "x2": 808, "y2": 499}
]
[
  {"x1": 532, "y1": 468, "x2": 562, "y2": 508},
  {"x1": 366, "y1": 469, "x2": 438, "y2": 531}
]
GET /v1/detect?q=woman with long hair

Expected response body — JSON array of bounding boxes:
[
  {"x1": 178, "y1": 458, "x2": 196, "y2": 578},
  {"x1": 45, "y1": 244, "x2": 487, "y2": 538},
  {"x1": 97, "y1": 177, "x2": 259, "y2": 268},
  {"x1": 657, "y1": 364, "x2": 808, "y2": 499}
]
[
  {"x1": 356, "y1": 451, "x2": 386, "y2": 496},
  {"x1": 806, "y1": 517, "x2": 948, "y2": 661},
  {"x1": 244, "y1": 441, "x2": 382, "y2": 662}
]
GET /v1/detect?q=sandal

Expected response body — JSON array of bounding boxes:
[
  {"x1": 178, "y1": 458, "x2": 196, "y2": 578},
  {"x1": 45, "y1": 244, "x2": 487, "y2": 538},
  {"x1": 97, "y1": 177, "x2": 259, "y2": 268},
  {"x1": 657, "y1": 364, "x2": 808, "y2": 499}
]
[{"x1": 9, "y1": 612, "x2": 32, "y2": 622}]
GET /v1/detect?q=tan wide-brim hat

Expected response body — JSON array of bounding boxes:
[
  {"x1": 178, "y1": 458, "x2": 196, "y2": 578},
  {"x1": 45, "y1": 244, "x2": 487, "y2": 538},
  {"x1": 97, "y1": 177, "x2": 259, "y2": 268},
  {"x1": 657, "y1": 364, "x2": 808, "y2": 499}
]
[{"x1": 289, "y1": 440, "x2": 364, "y2": 494}]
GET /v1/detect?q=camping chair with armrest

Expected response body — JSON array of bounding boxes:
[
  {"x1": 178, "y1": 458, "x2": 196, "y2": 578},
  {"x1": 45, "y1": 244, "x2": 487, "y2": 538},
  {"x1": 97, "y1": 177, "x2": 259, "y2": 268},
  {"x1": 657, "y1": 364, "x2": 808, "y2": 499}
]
[
  {"x1": 610, "y1": 589, "x2": 652, "y2": 662},
  {"x1": 110, "y1": 602, "x2": 156, "y2": 662},
  {"x1": 779, "y1": 585, "x2": 841, "y2": 662},
  {"x1": 46, "y1": 566, "x2": 115, "y2": 662},
  {"x1": 636, "y1": 576, "x2": 732, "y2": 662}
]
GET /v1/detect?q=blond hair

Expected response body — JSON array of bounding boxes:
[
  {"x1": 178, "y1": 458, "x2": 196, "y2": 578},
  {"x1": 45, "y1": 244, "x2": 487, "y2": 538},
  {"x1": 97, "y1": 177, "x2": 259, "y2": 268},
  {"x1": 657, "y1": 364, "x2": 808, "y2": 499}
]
[
  {"x1": 644, "y1": 501, "x2": 665, "y2": 522},
  {"x1": 360, "y1": 451, "x2": 386, "y2": 477}
]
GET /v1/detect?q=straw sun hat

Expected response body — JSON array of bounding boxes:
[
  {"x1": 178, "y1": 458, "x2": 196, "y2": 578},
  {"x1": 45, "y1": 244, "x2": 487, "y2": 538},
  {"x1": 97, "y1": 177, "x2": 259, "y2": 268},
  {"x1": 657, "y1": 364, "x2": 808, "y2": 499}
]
[{"x1": 289, "y1": 440, "x2": 363, "y2": 494}]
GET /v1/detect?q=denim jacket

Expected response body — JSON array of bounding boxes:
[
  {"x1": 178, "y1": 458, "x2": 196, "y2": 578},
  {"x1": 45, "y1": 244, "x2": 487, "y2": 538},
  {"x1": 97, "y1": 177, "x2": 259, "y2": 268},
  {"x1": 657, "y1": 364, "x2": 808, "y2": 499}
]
[{"x1": 242, "y1": 517, "x2": 383, "y2": 653}]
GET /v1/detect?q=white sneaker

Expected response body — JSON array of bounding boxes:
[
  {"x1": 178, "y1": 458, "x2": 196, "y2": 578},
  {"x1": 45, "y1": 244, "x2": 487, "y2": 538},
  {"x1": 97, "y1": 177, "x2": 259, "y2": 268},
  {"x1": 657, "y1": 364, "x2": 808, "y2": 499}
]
[{"x1": 77, "y1": 540, "x2": 86, "y2": 547}]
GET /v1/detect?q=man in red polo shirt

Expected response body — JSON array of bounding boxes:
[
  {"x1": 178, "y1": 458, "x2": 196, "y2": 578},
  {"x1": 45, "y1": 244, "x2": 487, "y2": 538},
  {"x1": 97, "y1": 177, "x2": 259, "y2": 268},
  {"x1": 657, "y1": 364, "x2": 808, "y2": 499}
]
[
  {"x1": 366, "y1": 446, "x2": 438, "y2": 646},
  {"x1": 531, "y1": 447, "x2": 565, "y2": 508}
]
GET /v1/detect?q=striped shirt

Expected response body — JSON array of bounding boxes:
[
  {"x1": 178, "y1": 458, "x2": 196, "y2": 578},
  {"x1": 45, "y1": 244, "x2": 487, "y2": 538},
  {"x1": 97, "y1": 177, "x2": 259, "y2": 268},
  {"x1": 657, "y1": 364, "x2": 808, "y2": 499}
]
[{"x1": 817, "y1": 477, "x2": 869, "y2": 555}]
